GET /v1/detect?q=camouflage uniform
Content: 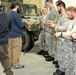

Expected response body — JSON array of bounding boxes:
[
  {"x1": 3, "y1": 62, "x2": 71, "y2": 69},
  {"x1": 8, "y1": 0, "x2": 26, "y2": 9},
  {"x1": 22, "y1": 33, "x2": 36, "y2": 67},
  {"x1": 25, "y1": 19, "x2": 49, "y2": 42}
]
[
  {"x1": 64, "y1": 40, "x2": 74, "y2": 75},
  {"x1": 70, "y1": 20, "x2": 76, "y2": 75},
  {"x1": 45, "y1": 6, "x2": 58, "y2": 57},
  {"x1": 73, "y1": 44, "x2": 76, "y2": 75},
  {"x1": 57, "y1": 38, "x2": 74, "y2": 75},
  {"x1": 39, "y1": 15, "x2": 48, "y2": 51},
  {"x1": 55, "y1": 13, "x2": 68, "y2": 72},
  {"x1": 39, "y1": 6, "x2": 58, "y2": 57},
  {"x1": 57, "y1": 20, "x2": 76, "y2": 75}
]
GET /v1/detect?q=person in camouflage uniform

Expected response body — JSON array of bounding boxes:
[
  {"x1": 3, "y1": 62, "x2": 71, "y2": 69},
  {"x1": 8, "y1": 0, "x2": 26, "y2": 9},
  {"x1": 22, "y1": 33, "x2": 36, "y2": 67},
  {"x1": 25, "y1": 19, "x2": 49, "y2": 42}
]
[
  {"x1": 48, "y1": 1, "x2": 69, "y2": 75},
  {"x1": 38, "y1": 7, "x2": 49, "y2": 56},
  {"x1": 42, "y1": 0, "x2": 58, "y2": 61},
  {"x1": 53, "y1": 6, "x2": 76, "y2": 75},
  {"x1": 70, "y1": 7, "x2": 76, "y2": 75},
  {"x1": 37, "y1": 0, "x2": 58, "y2": 61}
]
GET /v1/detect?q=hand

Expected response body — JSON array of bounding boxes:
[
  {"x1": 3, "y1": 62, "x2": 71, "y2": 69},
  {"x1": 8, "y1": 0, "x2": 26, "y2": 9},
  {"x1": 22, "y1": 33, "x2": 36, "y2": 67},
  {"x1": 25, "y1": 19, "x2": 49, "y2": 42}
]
[
  {"x1": 25, "y1": 20, "x2": 28, "y2": 23},
  {"x1": 48, "y1": 24, "x2": 55, "y2": 28},
  {"x1": 55, "y1": 27, "x2": 58, "y2": 32},
  {"x1": 72, "y1": 33, "x2": 76, "y2": 39},
  {"x1": 48, "y1": 21, "x2": 52, "y2": 27},
  {"x1": 22, "y1": 20, "x2": 28, "y2": 24},
  {"x1": 22, "y1": 20, "x2": 25, "y2": 22},
  {"x1": 40, "y1": 20, "x2": 45, "y2": 26},
  {"x1": 55, "y1": 32, "x2": 61, "y2": 38},
  {"x1": 49, "y1": 20, "x2": 53, "y2": 25},
  {"x1": 48, "y1": 21, "x2": 55, "y2": 28},
  {"x1": 48, "y1": 23, "x2": 52, "y2": 27}
]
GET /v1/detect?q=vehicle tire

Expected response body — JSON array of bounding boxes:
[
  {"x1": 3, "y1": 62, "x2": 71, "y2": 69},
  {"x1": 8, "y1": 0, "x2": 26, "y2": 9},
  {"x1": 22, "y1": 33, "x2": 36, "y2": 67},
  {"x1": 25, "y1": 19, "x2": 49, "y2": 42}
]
[
  {"x1": 22, "y1": 31, "x2": 30, "y2": 52},
  {"x1": 22, "y1": 31, "x2": 34, "y2": 52},
  {"x1": 28, "y1": 35, "x2": 34, "y2": 51}
]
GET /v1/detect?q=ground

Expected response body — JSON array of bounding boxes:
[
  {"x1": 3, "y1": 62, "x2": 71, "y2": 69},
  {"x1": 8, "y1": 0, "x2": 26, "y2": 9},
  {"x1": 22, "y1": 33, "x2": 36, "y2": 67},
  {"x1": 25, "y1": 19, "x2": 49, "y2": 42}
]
[{"x1": 0, "y1": 41, "x2": 56, "y2": 75}]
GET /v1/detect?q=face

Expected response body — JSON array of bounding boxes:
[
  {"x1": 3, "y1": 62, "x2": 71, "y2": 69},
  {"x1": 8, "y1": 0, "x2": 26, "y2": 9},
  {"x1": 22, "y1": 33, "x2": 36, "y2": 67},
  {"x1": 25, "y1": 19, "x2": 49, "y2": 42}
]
[
  {"x1": 66, "y1": 11, "x2": 72, "y2": 19},
  {"x1": 57, "y1": 6, "x2": 61, "y2": 14},
  {"x1": 66, "y1": 10, "x2": 75, "y2": 20},
  {"x1": 16, "y1": 5, "x2": 20, "y2": 13},
  {"x1": 71, "y1": 11, "x2": 76, "y2": 19},
  {"x1": 42, "y1": 8, "x2": 48, "y2": 15}
]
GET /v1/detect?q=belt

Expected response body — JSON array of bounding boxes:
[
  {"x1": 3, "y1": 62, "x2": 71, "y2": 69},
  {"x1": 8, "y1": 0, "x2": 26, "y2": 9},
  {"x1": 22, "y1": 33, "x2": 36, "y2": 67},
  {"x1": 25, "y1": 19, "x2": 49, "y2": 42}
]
[{"x1": 73, "y1": 40, "x2": 76, "y2": 43}]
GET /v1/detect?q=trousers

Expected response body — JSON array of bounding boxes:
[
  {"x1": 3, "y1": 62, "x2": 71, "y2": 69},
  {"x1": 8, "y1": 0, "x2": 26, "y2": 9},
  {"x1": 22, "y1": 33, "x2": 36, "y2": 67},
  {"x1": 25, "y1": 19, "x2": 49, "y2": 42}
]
[
  {"x1": 73, "y1": 42, "x2": 76, "y2": 75},
  {"x1": 57, "y1": 38, "x2": 74, "y2": 75},
  {"x1": 39, "y1": 28, "x2": 55, "y2": 57},
  {"x1": 8, "y1": 37, "x2": 22, "y2": 66},
  {"x1": 0, "y1": 45, "x2": 13, "y2": 75}
]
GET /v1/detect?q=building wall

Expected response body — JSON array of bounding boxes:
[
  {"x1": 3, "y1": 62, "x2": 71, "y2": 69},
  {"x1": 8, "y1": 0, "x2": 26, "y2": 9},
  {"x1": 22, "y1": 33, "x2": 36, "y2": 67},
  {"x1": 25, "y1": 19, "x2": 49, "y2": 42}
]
[
  {"x1": 62, "y1": 0, "x2": 76, "y2": 7},
  {"x1": 42, "y1": 0, "x2": 46, "y2": 8},
  {"x1": 23, "y1": 0, "x2": 42, "y2": 10},
  {"x1": 53, "y1": 0, "x2": 76, "y2": 7},
  {"x1": 23, "y1": 0, "x2": 76, "y2": 10}
]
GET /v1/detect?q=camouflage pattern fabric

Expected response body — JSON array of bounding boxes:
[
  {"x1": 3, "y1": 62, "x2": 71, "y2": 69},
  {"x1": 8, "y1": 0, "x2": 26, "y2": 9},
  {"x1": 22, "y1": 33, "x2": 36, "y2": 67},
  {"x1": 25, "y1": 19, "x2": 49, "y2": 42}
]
[{"x1": 57, "y1": 38, "x2": 74, "y2": 75}]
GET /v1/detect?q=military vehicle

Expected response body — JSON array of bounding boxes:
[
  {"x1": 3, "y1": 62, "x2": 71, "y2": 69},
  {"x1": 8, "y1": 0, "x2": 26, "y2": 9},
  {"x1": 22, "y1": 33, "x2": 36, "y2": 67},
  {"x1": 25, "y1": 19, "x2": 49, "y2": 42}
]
[
  {"x1": 3, "y1": 3, "x2": 42, "y2": 52},
  {"x1": 20, "y1": 4, "x2": 42, "y2": 52}
]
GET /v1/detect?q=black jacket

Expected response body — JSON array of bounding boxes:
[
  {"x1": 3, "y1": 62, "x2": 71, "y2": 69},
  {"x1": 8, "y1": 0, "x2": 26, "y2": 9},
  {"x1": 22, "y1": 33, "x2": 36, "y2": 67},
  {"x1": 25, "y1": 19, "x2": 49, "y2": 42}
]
[{"x1": 0, "y1": 9, "x2": 10, "y2": 45}]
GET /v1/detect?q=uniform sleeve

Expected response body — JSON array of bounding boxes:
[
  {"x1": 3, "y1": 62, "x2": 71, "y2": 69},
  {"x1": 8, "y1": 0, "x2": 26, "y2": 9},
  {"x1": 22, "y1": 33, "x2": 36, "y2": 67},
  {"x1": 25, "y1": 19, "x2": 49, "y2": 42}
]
[
  {"x1": 62, "y1": 31, "x2": 72, "y2": 37},
  {"x1": 56, "y1": 14, "x2": 68, "y2": 27},
  {"x1": 49, "y1": 11, "x2": 58, "y2": 21},
  {"x1": 57, "y1": 21, "x2": 69, "y2": 31},
  {"x1": 49, "y1": 8, "x2": 59, "y2": 21},
  {"x1": 45, "y1": 9, "x2": 58, "y2": 25},
  {"x1": 14, "y1": 13, "x2": 26, "y2": 28},
  {"x1": 71, "y1": 21, "x2": 76, "y2": 33},
  {"x1": 62, "y1": 20, "x2": 76, "y2": 39}
]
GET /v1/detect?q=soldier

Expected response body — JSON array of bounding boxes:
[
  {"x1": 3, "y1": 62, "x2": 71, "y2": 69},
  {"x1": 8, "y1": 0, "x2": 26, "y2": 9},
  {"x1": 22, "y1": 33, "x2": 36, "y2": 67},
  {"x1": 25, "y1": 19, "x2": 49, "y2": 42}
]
[
  {"x1": 48, "y1": 1, "x2": 69, "y2": 75},
  {"x1": 53, "y1": 6, "x2": 76, "y2": 75},
  {"x1": 70, "y1": 8, "x2": 76, "y2": 75},
  {"x1": 51, "y1": 0, "x2": 62, "y2": 66},
  {"x1": 38, "y1": 0, "x2": 58, "y2": 61},
  {"x1": 37, "y1": 7, "x2": 49, "y2": 56}
]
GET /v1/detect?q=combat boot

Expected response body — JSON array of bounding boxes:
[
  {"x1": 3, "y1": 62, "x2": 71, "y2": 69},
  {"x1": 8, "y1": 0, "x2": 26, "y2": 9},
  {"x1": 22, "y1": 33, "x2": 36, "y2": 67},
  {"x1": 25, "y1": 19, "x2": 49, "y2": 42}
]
[
  {"x1": 37, "y1": 50, "x2": 45, "y2": 55},
  {"x1": 55, "y1": 64, "x2": 59, "y2": 68},
  {"x1": 52, "y1": 60, "x2": 58, "y2": 64},
  {"x1": 45, "y1": 56, "x2": 55, "y2": 61},
  {"x1": 53, "y1": 69, "x2": 65, "y2": 75}
]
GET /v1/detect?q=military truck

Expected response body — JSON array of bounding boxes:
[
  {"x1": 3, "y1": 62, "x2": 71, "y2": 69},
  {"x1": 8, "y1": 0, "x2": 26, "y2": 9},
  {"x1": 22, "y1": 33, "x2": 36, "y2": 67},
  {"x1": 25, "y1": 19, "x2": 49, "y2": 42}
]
[
  {"x1": 20, "y1": 4, "x2": 42, "y2": 52},
  {"x1": 3, "y1": 3, "x2": 42, "y2": 52}
]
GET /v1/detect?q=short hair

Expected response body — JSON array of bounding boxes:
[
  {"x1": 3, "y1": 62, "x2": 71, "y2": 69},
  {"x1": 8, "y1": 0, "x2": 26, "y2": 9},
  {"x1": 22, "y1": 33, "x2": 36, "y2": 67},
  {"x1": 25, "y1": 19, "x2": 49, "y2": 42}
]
[
  {"x1": 46, "y1": 0, "x2": 53, "y2": 3},
  {"x1": 10, "y1": 1, "x2": 20, "y2": 9},
  {"x1": 65, "y1": 6, "x2": 76, "y2": 12},
  {"x1": 55, "y1": 0, "x2": 62, "y2": 6},
  {"x1": 56, "y1": 1, "x2": 66, "y2": 9}
]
